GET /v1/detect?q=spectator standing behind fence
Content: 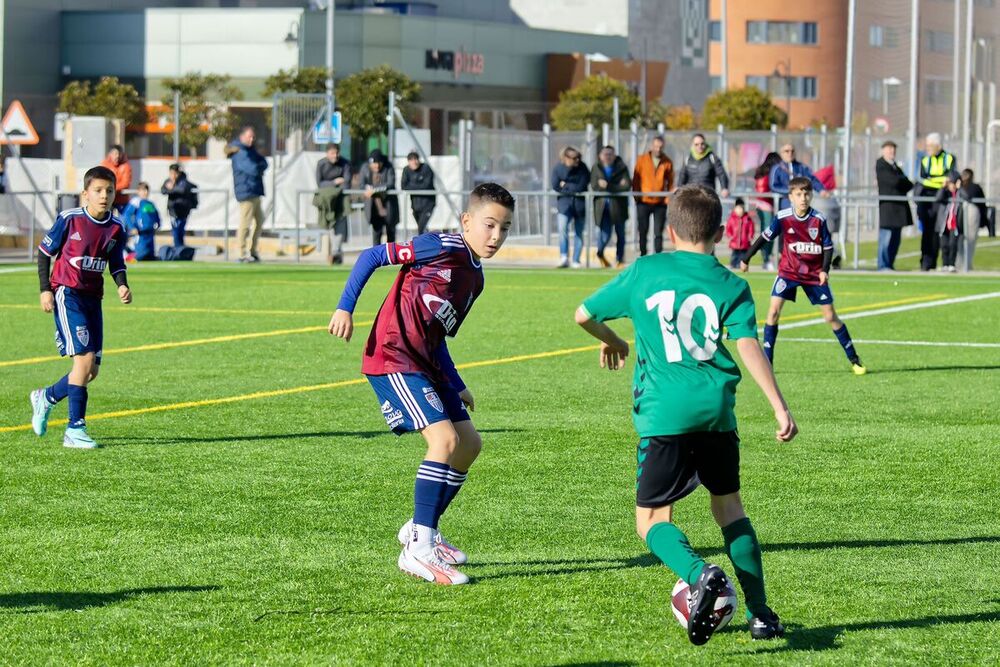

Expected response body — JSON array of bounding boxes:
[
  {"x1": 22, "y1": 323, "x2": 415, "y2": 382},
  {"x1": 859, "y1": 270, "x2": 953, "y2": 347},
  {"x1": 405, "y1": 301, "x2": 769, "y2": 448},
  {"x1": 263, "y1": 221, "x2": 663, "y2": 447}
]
[
  {"x1": 551, "y1": 146, "x2": 589, "y2": 268},
  {"x1": 916, "y1": 133, "x2": 958, "y2": 271},
  {"x1": 401, "y1": 152, "x2": 436, "y2": 236},
  {"x1": 631, "y1": 135, "x2": 673, "y2": 256},
  {"x1": 875, "y1": 141, "x2": 913, "y2": 271},
  {"x1": 314, "y1": 143, "x2": 351, "y2": 265},
  {"x1": 754, "y1": 152, "x2": 783, "y2": 270},
  {"x1": 227, "y1": 126, "x2": 268, "y2": 263},
  {"x1": 161, "y1": 163, "x2": 198, "y2": 249},
  {"x1": 959, "y1": 169, "x2": 986, "y2": 267},
  {"x1": 360, "y1": 149, "x2": 399, "y2": 245},
  {"x1": 99, "y1": 145, "x2": 132, "y2": 215},
  {"x1": 769, "y1": 143, "x2": 826, "y2": 211},
  {"x1": 933, "y1": 173, "x2": 967, "y2": 272},
  {"x1": 123, "y1": 182, "x2": 160, "y2": 261},
  {"x1": 725, "y1": 197, "x2": 755, "y2": 269},
  {"x1": 812, "y1": 165, "x2": 842, "y2": 269},
  {"x1": 592, "y1": 145, "x2": 630, "y2": 268},
  {"x1": 677, "y1": 133, "x2": 730, "y2": 197}
]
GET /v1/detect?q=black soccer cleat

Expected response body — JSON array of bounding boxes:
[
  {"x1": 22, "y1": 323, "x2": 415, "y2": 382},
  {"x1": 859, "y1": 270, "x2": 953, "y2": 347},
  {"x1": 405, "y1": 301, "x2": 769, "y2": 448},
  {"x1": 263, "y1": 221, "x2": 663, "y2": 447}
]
[
  {"x1": 748, "y1": 607, "x2": 785, "y2": 640},
  {"x1": 687, "y1": 564, "x2": 728, "y2": 646}
]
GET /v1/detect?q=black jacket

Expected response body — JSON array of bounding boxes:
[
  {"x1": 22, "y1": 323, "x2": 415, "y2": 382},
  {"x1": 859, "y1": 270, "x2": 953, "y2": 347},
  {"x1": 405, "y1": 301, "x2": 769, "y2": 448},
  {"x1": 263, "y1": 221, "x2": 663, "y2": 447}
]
[
  {"x1": 551, "y1": 161, "x2": 590, "y2": 217},
  {"x1": 591, "y1": 157, "x2": 631, "y2": 226},
  {"x1": 961, "y1": 182, "x2": 988, "y2": 231},
  {"x1": 400, "y1": 162, "x2": 436, "y2": 211},
  {"x1": 316, "y1": 156, "x2": 351, "y2": 189},
  {"x1": 875, "y1": 157, "x2": 914, "y2": 229},
  {"x1": 161, "y1": 172, "x2": 197, "y2": 219},
  {"x1": 677, "y1": 151, "x2": 729, "y2": 191}
]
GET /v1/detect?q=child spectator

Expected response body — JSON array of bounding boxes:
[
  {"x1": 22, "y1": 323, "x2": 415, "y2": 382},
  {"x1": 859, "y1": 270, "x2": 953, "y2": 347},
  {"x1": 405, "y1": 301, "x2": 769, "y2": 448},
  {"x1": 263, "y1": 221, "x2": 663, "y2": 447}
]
[
  {"x1": 725, "y1": 198, "x2": 756, "y2": 268},
  {"x1": 123, "y1": 182, "x2": 161, "y2": 261}
]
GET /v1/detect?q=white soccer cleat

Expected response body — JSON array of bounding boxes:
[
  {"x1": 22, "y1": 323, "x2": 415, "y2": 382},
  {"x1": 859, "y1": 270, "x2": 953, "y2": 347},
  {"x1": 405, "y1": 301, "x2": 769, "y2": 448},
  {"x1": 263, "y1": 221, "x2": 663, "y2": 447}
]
[
  {"x1": 398, "y1": 519, "x2": 468, "y2": 565},
  {"x1": 63, "y1": 426, "x2": 100, "y2": 449},
  {"x1": 30, "y1": 389, "x2": 55, "y2": 437},
  {"x1": 398, "y1": 544, "x2": 469, "y2": 585}
]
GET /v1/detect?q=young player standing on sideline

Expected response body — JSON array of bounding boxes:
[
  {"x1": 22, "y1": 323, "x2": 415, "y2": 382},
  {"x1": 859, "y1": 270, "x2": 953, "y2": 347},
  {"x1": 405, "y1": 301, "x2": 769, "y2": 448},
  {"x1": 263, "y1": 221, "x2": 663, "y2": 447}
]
[
  {"x1": 30, "y1": 166, "x2": 132, "y2": 449},
  {"x1": 741, "y1": 177, "x2": 866, "y2": 374},
  {"x1": 575, "y1": 185, "x2": 796, "y2": 645},
  {"x1": 328, "y1": 183, "x2": 515, "y2": 585}
]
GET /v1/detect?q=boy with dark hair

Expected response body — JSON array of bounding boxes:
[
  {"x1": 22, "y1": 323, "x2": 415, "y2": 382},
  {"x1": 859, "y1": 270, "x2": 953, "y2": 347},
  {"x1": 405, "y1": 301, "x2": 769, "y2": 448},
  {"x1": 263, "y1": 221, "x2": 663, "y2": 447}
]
[
  {"x1": 401, "y1": 151, "x2": 437, "y2": 236},
  {"x1": 576, "y1": 184, "x2": 796, "y2": 645},
  {"x1": 741, "y1": 177, "x2": 866, "y2": 374},
  {"x1": 123, "y1": 182, "x2": 161, "y2": 261},
  {"x1": 328, "y1": 183, "x2": 515, "y2": 585},
  {"x1": 30, "y1": 166, "x2": 133, "y2": 449}
]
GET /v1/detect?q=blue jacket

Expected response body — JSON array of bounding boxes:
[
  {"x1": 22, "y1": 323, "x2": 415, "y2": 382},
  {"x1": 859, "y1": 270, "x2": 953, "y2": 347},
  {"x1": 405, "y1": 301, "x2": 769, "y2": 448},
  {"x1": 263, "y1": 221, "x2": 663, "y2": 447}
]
[
  {"x1": 551, "y1": 161, "x2": 590, "y2": 217},
  {"x1": 229, "y1": 141, "x2": 268, "y2": 202},
  {"x1": 769, "y1": 160, "x2": 824, "y2": 209},
  {"x1": 123, "y1": 196, "x2": 161, "y2": 234}
]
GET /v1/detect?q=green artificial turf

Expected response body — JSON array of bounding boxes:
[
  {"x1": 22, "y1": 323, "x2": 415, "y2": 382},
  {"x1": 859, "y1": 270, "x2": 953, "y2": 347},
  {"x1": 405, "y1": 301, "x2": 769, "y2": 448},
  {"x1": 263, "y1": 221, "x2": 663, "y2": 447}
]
[{"x1": 1, "y1": 261, "x2": 998, "y2": 665}]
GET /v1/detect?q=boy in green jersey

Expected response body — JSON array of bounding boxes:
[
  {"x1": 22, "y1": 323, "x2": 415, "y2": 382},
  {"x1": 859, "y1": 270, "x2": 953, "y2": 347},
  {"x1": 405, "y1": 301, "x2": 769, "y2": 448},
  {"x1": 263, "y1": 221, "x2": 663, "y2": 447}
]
[{"x1": 575, "y1": 185, "x2": 798, "y2": 646}]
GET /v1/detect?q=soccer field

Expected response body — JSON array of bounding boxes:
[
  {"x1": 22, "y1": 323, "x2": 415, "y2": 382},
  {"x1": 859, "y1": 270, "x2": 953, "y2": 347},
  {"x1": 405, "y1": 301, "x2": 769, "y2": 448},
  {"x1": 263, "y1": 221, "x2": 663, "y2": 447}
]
[{"x1": 1, "y1": 261, "x2": 999, "y2": 665}]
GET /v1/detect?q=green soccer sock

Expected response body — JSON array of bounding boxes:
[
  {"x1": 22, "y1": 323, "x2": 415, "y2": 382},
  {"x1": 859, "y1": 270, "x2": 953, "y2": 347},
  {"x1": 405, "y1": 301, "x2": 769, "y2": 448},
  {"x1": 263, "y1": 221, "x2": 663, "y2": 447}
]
[
  {"x1": 646, "y1": 522, "x2": 706, "y2": 585},
  {"x1": 722, "y1": 517, "x2": 768, "y2": 618}
]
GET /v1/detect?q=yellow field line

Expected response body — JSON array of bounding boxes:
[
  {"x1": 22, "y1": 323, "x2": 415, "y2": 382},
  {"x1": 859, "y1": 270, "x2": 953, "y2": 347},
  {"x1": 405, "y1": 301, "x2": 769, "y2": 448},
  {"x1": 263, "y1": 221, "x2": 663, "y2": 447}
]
[
  {"x1": 0, "y1": 303, "x2": 352, "y2": 317},
  {"x1": 759, "y1": 294, "x2": 947, "y2": 325},
  {"x1": 0, "y1": 342, "x2": 603, "y2": 433},
  {"x1": 0, "y1": 321, "x2": 373, "y2": 369}
]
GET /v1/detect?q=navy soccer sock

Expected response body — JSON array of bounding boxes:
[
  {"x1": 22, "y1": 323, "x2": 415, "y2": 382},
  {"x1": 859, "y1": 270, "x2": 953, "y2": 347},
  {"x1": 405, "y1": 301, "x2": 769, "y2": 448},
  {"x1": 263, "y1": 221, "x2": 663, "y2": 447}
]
[
  {"x1": 762, "y1": 324, "x2": 779, "y2": 363},
  {"x1": 67, "y1": 384, "x2": 88, "y2": 428},
  {"x1": 45, "y1": 375, "x2": 70, "y2": 405},
  {"x1": 833, "y1": 324, "x2": 858, "y2": 361},
  {"x1": 413, "y1": 460, "x2": 450, "y2": 531},
  {"x1": 439, "y1": 467, "x2": 468, "y2": 517}
]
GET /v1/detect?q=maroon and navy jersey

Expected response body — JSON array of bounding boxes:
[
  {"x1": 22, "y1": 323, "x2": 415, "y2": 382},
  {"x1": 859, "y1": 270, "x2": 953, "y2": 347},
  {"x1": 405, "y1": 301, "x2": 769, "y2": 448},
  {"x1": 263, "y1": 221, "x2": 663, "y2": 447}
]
[
  {"x1": 355, "y1": 233, "x2": 484, "y2": 383},
  {"x1": 763, "y1": 207, "x2": 833, "y2": 286},
  {"x1": 39, "y1": 207, "x2": 128, "y2": 297}
]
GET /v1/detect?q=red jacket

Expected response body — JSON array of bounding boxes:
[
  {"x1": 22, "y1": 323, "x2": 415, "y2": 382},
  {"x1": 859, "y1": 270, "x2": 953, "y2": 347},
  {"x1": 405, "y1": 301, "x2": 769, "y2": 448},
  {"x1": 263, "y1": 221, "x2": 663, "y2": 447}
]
[
  {"x1": 754, "y1": 175, "x2": 774, "y2": 212},
  {"x1": 725, "y1": 212, "x2": 756, "y2": 250}
]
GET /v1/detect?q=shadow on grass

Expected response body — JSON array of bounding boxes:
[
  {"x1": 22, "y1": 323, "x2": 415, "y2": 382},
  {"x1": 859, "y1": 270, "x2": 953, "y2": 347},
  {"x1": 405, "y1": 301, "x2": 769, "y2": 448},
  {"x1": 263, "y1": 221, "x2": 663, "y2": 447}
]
[
  {"x1": 751, "y1": 610, "x2": 1000, "y2": 654},
  {"x1": 468, "y1": 535, "x2": 1000, "y2": 580},
  {"x1": 0, "y1": 585, "x2": 219, "y2": 614},
  {"x1": 99, "y1": 428, "x2": 525, "y2": 447}
]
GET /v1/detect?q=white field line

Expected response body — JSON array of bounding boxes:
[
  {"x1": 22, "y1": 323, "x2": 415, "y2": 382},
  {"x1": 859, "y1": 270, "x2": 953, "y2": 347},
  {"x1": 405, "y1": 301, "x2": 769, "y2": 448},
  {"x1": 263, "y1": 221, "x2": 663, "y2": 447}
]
[
  {"x1": 856, "y1": 239, "x2": 1000, "y2": 266},
  {"x1": 771, "y1": 291, "x2": 1000, "y2": 332},
  {"x1": 781, "y1": 337, "x2": 1000, "y2": 349},
  {"x1": 0, "y1": 266, "x2": 33, "y2": 274}
]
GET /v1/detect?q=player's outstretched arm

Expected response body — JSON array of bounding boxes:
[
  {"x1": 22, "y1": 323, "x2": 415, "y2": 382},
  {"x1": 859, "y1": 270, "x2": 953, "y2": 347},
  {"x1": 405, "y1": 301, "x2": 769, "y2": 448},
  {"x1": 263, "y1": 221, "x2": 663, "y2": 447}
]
[
  {"x1": 740, "y1": 234, "x2": 768, "y2": 272},
  {"x1": 736, "y1": 337, "x2": 797, "y2": 442},
  {"x1": 330, "y1": 244, "x2": 401, "y2": 341},
  {"x1": 328, "y1": 308, "x2": 353, "y2": 341},
  {"x1": 575, "y1": 306, "x2": 629, "y2": 370}
]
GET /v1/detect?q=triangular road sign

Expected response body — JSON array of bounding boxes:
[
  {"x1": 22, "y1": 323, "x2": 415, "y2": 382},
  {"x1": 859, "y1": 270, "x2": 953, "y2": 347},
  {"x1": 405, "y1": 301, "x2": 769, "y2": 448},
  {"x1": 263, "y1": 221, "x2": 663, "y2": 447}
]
[{"x1": 0, "y1": 100, "x2": 39, "y2": 145}]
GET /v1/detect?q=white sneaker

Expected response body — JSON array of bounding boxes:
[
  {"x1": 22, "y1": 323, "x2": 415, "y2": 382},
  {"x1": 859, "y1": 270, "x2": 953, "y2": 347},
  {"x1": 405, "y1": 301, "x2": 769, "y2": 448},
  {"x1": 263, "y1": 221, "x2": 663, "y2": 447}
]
[
  {"x1": 398, "y1": 543, "x2": 469, "y2": 585},
  {"x1": 63, "y1": 426, "x2": 99, "y2": 449},
  {"x1": 570, "y1": 261, "x2": 582, "y2": 269},
  {"x1": 397, "y1": 519, "x2": 468, "y2": 565},
  {"x1": 764, "y1": 262, "x2": 776, "y2": 271},
  {"x1": 30, "y1": 389, "x2": 54, "y2": 437},
  {"x1": 557, "y1": 256, "x2": 569, "y2": 268}
]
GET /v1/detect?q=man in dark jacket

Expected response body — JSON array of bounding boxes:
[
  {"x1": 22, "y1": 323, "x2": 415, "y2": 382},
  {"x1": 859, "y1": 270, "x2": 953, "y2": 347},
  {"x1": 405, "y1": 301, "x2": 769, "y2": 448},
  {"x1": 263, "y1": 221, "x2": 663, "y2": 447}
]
[
  {"x1": 875, "y1": 141, "x2": 913, "y2": 271},
  {"x1": 315, "y1": 143, "x2": 351, "y2": 264},
  {"x1": 400, "y1": 151, "x2": 436, "y2": 235},
  {"x1": 227, "y1": 125, "x2": 268, "y2": 262},
  {"x1": 591, "y1": 145, "x2": 631, "y2": 268},
  {"x1": 359, "y1": 149, "x2": 399, "y2": 245},
  {"x1": 551, "y1": 146, "x2": 589, "y2": 267},
  {"x1": 676, "y1": 133, "x2": 729, "y2": 196},
  {"x1": 161, "y1": 163, "x2": 198, "y2": 248}
]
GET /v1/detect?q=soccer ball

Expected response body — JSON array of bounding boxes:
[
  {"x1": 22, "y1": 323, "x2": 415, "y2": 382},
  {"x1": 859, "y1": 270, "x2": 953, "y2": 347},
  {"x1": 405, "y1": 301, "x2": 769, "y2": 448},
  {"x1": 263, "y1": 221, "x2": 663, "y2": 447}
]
[{"x1": 670, "y1": 577, "x2": 738, "y2": 631}]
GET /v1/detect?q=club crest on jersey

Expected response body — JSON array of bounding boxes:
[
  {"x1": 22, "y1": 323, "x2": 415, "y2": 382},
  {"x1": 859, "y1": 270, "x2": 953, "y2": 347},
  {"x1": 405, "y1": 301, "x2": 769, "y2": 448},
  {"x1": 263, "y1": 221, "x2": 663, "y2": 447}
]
[
  {"x1": 421, "y1": 294, "x2": 458, "y2": 333},
  {"x1": 68, "y1": 256, "x2": 108, "y2": 272},
  {"x1": 423, "y1": 387, "x2": 444, "y2": 413},
  {"x1": 436, "y1": 269, "x2": 452, "y2": 282},
  {"x1": 396, "y1": 244, "x2": 414, "y2": 263},
  {"x1": 75, "y1": 326, "x2": 90, "y2": 347},
  {"x1": 808, "y1": 226, "x2": 819, "y2": 240}
]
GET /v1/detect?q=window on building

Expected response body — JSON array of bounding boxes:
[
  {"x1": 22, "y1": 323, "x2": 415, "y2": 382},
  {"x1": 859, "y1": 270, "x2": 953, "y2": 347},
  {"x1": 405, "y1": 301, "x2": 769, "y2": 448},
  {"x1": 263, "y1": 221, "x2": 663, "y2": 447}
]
[
  {"x1": 924, "y1": 79, "x2": 952, "y2": 105},
  {"x1": 926, "y1": 30, "x2": 954, "y2": 53},
  {"x1": 746, "y1": 21, "x2": 819, "y2": 45},
  {"x1": 869, "y1": 79, "x2": 883, "y2": 101},
  {"x1": 747, "y1": 75, "x2": 819, "y2": 99},
  {"x1": 709, "y1": 20, "x2": 721, "y2": 42},
  {"x1": 870, "y1": 25, "x2": 885, "y2": 47}
]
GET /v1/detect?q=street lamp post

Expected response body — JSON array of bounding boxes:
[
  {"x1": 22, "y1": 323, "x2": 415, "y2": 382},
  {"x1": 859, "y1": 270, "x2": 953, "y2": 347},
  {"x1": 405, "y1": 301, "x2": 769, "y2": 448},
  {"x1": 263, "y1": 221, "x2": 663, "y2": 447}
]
[{"x1": 773, "y1": 59, "x2": 792, "y2": 121}]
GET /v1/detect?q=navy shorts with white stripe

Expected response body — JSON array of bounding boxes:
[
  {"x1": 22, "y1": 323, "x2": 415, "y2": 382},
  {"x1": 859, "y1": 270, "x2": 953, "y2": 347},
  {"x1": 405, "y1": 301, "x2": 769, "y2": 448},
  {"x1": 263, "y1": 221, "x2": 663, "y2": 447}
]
[{"x1": 367, "y1": 371, "x2": 469, "y2": 434}]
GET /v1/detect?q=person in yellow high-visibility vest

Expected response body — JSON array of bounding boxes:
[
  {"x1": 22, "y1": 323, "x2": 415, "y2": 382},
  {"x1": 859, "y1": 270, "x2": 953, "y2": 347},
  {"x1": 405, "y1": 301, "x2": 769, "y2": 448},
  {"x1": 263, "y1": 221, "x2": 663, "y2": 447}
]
[{"x1": 916, "y1": 133, "x2": 959, "y2": 271}]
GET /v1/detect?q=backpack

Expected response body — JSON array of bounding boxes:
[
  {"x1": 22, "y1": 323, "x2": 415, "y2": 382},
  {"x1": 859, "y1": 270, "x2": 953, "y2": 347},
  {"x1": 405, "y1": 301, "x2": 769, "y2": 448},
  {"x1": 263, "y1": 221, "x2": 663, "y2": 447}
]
[
  {"x1": 187, "y1": 181, "x2": 199, "y2": 210},
  {"x1": 157, "y1": 246, "x2": 196, "y2": 261}
]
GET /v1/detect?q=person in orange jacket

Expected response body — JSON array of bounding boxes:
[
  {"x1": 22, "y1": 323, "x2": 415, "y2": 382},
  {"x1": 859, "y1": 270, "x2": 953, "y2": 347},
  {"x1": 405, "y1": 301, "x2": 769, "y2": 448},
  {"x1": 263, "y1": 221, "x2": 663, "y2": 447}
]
[
  {"x1": 631, "y1": 135, "x2": 673, "y2": 255},
  {"x1": 99, "y1": 145, "x2": 133, "y2": 214}
]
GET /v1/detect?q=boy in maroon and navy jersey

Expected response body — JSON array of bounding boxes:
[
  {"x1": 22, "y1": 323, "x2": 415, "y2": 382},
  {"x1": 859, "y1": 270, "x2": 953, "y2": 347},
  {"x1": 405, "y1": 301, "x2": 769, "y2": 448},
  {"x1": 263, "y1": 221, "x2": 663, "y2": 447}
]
[
  {"x1": 741, "y1": 177, "x2": 866, "y2": 375},
  {"x1": 30, "y1": 166, "x2": 133, "y2": 449},
  {"x1": 328, "y1": 183, "x2": 514, "y2": 585}
]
